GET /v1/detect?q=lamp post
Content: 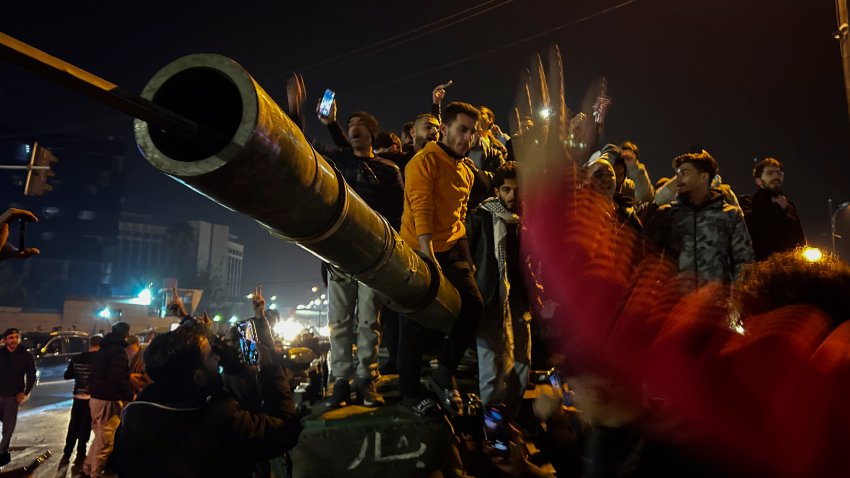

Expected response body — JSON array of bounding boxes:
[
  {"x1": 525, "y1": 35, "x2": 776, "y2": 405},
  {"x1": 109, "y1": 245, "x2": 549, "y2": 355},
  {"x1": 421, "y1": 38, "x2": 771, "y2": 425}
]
[{"x1": 830, "y1": 199, "x2": 850, "y2": 255}]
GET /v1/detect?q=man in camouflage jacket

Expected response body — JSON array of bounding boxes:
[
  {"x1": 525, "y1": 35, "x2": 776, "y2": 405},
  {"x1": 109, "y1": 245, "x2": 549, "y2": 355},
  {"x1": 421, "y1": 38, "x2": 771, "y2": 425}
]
[{"x1": 645, "y1": 152, "x2": 754, "y2": 288}]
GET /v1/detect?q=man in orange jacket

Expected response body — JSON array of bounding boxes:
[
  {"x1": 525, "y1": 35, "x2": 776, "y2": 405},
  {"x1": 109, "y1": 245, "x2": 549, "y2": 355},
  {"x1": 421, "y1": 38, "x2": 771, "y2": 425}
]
[{"x1": 398, "y1": 101, "x2": 485, "y2": 417}]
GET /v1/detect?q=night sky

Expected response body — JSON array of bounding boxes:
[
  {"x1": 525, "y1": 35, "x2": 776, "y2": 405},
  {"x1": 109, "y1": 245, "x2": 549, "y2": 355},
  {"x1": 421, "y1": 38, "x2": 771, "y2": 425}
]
[{"x1": 2, "y1": 0, "x2": 849, "y2": 306}]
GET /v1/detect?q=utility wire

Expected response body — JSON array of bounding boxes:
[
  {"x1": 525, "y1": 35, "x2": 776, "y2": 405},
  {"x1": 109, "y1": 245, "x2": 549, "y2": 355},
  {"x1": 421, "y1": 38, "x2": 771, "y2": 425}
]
[
  {"x1": 276, "y1": 0, "x2": 515, "y2": 79},
  {"x1": 344, "y1": 0, "x2": 638, "y2": 97}
]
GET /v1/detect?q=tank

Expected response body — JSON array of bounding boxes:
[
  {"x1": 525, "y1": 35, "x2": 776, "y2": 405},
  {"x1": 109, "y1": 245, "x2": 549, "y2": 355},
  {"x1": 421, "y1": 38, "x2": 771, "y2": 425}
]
[{"x1": 132, "y1": 54, "x2": 460, "y2": 331}]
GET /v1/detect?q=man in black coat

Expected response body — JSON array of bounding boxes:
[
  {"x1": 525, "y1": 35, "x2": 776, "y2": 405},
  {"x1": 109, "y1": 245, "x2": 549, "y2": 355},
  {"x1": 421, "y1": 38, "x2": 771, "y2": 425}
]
[
  {"x1": 84, "y1": 322, "x2": 132, "y2": 478},
  {"x1": 109, "y1": 318, "x2": 301, "y2": 477},
  {"x1": 61, "y1": 335, "x2": 101, "y2": 470},
  {"x1": 0, "y1": 328, "x2": 36, "y2": 467},
  {"x1": 467, "y1": 162, "x2": 531, "y2": 415},
  {"x1": 739, "y1": 157, "x2": 806, "y2": 261}
]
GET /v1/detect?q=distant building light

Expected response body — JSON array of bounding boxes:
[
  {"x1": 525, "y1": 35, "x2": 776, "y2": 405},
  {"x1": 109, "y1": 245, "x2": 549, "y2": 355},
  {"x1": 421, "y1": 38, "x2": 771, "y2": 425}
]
[
  {"x1": 78, "y1": 210, "x2": 96, "y2": 220},
  {"x1": 213, "y1": 314, "x2": 223, "y2": 322},
  {"x1": 170, "y1": 323, "x2": 180, "y2": 331},
  {"x1": 246, "y1": 293, "x2": 254, "y2": 299},
  {"x1": 311, "y1": 286, "x2": 319, "y2": 293},
  {"x1": 270, "y1": 295, "x2": 277, "y2": 301},
  {"x1": 269, "y1": 303, "x2": 278, "y2": 310},
  {"x1": 130, "y1": 288, "x2": 152, "y2": 306},
  {"x1": 320, "y1": 294, "x2": 326, "y2": 300},
  {"x1": 98, "y1": 308, "x2": 111, "y2": 319},
  {"x1": 229, "y1": 316, "x2": 239, "y2": 323},
  {"x1": 323, "y1": 300, "x2": 328, "y2": 305}
]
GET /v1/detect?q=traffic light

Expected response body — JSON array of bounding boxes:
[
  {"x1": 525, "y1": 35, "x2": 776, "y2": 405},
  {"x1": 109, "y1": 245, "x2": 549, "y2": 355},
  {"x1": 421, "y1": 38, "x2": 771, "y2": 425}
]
[{"x1": 24, "y1": 142, "x2": 58, "y2": 196}]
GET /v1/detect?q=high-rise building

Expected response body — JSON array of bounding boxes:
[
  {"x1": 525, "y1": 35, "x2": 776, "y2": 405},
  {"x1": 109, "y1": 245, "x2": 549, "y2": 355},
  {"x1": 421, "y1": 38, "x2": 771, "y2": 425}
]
[
  {"x1": 187, "y1": 220, "x2": 244, "y2": 298},
  {"x1": 113, "y1": 217, "x2": 243, "y2": 300}
]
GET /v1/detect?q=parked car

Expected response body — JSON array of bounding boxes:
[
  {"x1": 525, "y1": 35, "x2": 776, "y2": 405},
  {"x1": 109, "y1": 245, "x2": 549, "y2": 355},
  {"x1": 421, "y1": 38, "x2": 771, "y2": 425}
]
[{"x1": 22, "y1": 331, "x2": 91, "y2": 384}]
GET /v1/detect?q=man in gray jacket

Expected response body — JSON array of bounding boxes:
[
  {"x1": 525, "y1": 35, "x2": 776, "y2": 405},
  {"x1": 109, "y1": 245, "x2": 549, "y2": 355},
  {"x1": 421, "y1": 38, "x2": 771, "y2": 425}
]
[{"x1": 645, "y1": 151, "x2": 755, "y2": 288}]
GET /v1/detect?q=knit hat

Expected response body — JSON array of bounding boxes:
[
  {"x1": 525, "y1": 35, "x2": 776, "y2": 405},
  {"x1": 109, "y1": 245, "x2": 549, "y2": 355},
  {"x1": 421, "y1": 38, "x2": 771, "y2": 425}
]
[
  {"x1": 1, "y1": 328, "x2": 20, "y2": 339},
  {"x1": 348, "y1": 111, "x2": 379, "y2": 142},
  {"x1": 112, "y1": 321, "x2": 131, "y2": 337}
]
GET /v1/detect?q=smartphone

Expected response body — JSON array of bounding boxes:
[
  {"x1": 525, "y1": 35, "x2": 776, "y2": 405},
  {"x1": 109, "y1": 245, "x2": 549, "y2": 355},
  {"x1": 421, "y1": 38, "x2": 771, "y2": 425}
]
[
  {"x1": 483, "y1": 404, "x2": 512, "y2": 456},
  {"x1": 18, "y1": 219, "x2": 26, "y2": 251},
  {"x1": 318, "y1": 89, "x2": 335, "y2": 118},
  {"x1": 237, "y1": 319, "x2": 259, "y2": 366},
  {"x1": 549, "y1": 370, "x2": 573, "y2": 406}
]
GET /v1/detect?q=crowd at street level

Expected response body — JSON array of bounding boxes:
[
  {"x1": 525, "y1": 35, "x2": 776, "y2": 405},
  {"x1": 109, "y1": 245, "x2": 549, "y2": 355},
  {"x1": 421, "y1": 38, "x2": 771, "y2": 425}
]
[{"x1": 0, "y1": 61, "x2": 845, "y2": 477}]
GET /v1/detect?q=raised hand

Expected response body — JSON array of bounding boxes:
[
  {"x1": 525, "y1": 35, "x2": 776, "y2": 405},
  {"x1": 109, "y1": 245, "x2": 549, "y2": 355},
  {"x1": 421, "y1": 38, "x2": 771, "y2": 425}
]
[
  {"x1": 285, "y1": 72, "x2": 306, "y2": 125},
  {"x1": 168, "y1": 286, "x2": 188, "y2": 318},
  {"x1": 432, "y1": 80, "x2": 452, "y2": 104},
  {"x1": 251, "y1": 285, "x2": 265, "y2": 317}
]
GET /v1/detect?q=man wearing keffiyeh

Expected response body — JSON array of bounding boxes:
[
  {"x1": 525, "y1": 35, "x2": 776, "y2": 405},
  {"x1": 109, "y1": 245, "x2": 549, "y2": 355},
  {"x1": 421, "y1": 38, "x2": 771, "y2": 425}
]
[{"x1": 466, "y1": 161, "x2": 530, "y2": 415}]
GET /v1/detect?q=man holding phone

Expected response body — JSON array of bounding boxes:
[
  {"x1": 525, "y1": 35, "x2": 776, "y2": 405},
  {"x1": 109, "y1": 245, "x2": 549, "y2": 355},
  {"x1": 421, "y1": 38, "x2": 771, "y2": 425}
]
[{"x1": 312, "y1": 93, "x2": 404, "y2": 408}]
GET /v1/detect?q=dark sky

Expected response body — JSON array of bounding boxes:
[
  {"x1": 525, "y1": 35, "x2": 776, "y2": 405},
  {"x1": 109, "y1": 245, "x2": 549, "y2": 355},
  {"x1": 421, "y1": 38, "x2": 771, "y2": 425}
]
[{"x1": 2, "y1": 0, "x2": 849, "y2": 305}]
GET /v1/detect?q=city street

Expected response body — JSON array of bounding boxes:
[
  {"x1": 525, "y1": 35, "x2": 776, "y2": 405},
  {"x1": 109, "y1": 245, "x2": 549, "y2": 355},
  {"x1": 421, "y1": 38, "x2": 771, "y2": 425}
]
[{"x1": 7, "y1": 379, "x2": 81, "y2": 477}]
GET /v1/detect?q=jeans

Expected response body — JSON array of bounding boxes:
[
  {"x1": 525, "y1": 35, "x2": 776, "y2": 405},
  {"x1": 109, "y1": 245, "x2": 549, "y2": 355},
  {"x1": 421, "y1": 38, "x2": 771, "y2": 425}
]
[
  {"x1": 64, "y1": 397, "x2": 92, "y2": 459},
  {"x1": 0, "y1": 396, "x2": 18, "y2": 454},
  {"x1": 477, "y1": 299, "x2": 531, "y2": 415},
  {"x1": 327, "y1": 267, "x2": 384, "y2": 381}
]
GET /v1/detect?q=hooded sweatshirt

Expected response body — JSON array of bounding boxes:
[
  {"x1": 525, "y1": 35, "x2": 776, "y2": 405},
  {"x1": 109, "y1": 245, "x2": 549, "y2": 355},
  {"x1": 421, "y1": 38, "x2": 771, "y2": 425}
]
[{"x1": 89, "y1": 331, "x2": 132, "y2": 401}]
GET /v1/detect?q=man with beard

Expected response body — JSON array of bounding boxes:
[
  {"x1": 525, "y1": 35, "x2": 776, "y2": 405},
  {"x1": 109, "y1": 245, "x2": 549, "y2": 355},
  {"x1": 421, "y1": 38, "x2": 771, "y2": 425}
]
[
  {"x1": 109, "y1": 319, "x2": 300, "y2": 477},
  {"x1": 645, "y1": 151, "x2": 754, "y2": 288},
  {"x1": 739, "y1": 157, "x2": 806, "y2": 261},
  {"x1": 0, "y1": 328, "x2": 36, "y2": 467},
  {"x1": 398, "y1": 101, "x2": 485, "y2": 416},
  {"x1": 467, "y1": 162, "x2": 531, "y2": 415}
]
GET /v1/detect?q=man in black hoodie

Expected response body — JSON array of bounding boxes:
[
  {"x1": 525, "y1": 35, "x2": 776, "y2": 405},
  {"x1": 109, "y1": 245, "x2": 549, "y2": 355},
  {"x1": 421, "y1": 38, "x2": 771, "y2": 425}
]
[
  {"x1": 60, "y1": 335, "x2": 101, "y2": 470},
  {"x1": 0, "y1": 328, "x2": 36, "y2": 467},
  {"x1": 110, "y1": 318, "x2": 301, "y2": 477},
  {"x1": 84, "y1": 322, "x2": 132, "y2": 478}
]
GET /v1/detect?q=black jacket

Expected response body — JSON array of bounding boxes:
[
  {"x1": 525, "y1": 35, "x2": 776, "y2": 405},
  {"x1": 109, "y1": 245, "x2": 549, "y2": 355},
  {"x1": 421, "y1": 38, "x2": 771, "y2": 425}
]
[
  {"x1": 739, "y1": 188, "x2": 806, "y2": 261},
  {"x1": 466, "y1": 206, "x2": 526, "y2": 308},
  {"x1": 466, "y1": 207, "x2": 501, "y2": 306},
  {"x1": 110, "y1": 367, "x2": 301, "y2": 478},
  {"x1": 89, "y1": 332, "x2": 132, "y2": 402},
  {"x1": 64, "y1": 350, "x2": 96, "y2": 397},
  {"x1": 0, "y1": 346, "x2": 36, "y2": 397}
]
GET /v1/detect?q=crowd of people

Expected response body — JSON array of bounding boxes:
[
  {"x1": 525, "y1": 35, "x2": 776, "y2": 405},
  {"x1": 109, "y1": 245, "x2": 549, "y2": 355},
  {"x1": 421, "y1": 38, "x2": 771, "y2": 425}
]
[{"x1": 0, "y1": 50, "x2": 846, "y2": 477}]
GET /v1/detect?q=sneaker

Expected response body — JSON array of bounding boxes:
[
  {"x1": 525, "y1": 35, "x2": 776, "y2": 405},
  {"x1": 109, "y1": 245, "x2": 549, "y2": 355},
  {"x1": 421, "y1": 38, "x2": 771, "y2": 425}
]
[
  {"x1": 400, "y1": 396, "x2": 442, "y2": 417},
  {"x1": 58, "y1": 454, "x2": 71, "y2": 467},
  {"x1": 356, "y1": 378, "x2": 385, "y2": 407},
  {"x1": 325, "y1": 378, "x2": 351, "y2": 408},
  {"x1": 0, "y1": 452, "x2": 9, "y2": 467},
  {"x1": 425, "y1": 377, "x2": 464, "y2": 417}
]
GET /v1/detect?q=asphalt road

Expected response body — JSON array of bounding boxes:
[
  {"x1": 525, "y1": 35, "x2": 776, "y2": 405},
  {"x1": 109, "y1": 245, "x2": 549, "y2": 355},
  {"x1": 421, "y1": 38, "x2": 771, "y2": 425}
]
[{"x1": 4, "y1": 380, "x2": 81, "y2": 478}]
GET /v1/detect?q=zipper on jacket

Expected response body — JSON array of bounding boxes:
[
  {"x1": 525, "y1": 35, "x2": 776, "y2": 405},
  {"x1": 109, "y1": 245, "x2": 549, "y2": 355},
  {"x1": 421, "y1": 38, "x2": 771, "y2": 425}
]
[{"x1": 693, "y1": 209, "x2": 698, "y2": 289}]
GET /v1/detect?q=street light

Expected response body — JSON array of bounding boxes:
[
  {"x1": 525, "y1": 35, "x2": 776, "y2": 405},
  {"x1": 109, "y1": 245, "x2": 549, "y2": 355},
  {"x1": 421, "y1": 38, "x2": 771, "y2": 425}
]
[
  {"x1": 311, "y1": 286, "x2": 319, "y2": 293},
  {"x1": 98, "y1": 307, "x2": 111, "y2": 319},
  {"x1": 829, "y1": 199, "x2": 850, "y2": 254}
]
